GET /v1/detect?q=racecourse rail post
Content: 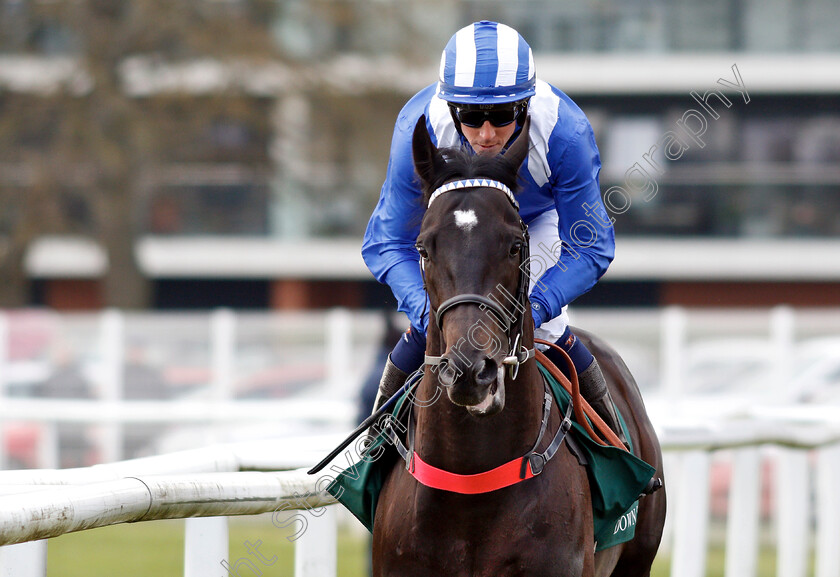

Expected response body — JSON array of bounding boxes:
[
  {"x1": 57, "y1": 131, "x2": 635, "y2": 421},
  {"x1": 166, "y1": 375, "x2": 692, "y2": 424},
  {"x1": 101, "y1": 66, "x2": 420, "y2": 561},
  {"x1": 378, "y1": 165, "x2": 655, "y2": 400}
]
[
  {"x1": 0, "y1": 311, "x2": 8, "y2": 469},
  {"x1": 660, "y1": 306, "x2": 686, "y2": 404},
  {"x1": 0, "y1": 541, "x2": 47, "y2": 577},
  {"x1": 325, "y1": 308, "x2": 352, "y2": 398},
  {"x1": 99, "y1": 309, "x2": 125, "y2": 464},
  {"x1": 184, "y1": 517, "x2": 229, "y2": 577},
  {"x1": 816, "y1": 442, "x2": 840, "y2": 577},
  {"x1": 211, "y1": 308, "x2": 236, "y2": 403},
  {"x1": 724, "y1": 446, "x2": 761, "y2": 577},
  {"x1": 669, "y1": 450, "x2": 710, "y2": 577}
]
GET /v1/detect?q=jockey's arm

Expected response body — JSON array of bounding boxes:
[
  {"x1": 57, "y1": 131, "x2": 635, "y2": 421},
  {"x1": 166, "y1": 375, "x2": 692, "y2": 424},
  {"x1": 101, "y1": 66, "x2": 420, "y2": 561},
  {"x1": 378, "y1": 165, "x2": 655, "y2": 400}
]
[
  {"x1": 362, "y1": 114, "x2": 430, "y2": 334},
  {"x1": 529, "y1": 120, "x2": 615, "y2": 327},
  {"x1": 362, "y1": 240, "x2": 429, "y2": 333}
]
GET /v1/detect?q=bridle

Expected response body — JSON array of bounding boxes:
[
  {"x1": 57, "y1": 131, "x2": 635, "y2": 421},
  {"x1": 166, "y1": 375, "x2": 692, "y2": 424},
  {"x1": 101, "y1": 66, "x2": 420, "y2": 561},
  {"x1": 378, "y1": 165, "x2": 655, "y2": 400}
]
[{"x1": 420, "y1": 178, "x2": 536, "y2": 380}]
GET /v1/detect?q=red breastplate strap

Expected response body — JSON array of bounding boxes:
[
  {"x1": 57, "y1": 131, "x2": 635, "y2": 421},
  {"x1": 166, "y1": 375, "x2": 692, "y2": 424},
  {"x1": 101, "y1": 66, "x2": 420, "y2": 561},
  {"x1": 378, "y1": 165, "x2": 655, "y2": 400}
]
[
  {"x1": 409, "y1": 451, "x2": 536, "y2": 494},
  {"x1": 395, "y1": 380, "x2": 574, "y2": 495}
]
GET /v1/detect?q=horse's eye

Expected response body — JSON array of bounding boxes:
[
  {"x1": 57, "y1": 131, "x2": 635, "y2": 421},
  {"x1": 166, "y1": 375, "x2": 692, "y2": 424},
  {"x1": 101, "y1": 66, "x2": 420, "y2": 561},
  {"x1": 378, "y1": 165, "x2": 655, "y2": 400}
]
[
  {"x1": 416, "y1": 244, "x2": 429, "y2": 260},
  {"x1": 509, "y1": 241, "x2": 523, "y2": 258}
]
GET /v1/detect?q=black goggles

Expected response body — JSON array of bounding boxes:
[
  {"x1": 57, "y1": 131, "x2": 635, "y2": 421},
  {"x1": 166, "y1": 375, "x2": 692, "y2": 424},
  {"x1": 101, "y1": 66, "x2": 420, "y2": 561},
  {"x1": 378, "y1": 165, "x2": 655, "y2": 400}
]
[{"x1": 450, "y1": 104, "x2": 521, "y2": 128}]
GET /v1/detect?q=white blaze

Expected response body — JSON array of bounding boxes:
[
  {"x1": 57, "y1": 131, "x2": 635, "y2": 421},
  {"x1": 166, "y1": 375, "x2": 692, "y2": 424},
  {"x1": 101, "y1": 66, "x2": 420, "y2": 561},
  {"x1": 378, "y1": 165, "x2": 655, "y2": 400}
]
[{"x1": 454, "y1": 209, "x2": 478, "y2": 232}]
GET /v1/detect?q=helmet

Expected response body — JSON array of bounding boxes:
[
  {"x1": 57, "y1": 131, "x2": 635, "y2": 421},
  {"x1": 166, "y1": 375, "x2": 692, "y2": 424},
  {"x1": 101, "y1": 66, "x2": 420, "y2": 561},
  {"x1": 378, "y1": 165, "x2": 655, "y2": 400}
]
[{"x1": 438, "y1": 21, "x2": 536, "y2": 105}]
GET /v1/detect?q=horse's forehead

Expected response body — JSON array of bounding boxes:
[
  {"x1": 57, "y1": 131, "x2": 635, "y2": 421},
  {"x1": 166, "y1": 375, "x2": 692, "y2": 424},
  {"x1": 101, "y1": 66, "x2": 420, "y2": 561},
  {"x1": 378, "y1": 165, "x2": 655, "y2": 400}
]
[
  {"x1": 430, "y1": 188, "x2": 513, "y2": 226},
  {"x1": 421, "y1": 188, "x2": 518, "y2": 246},
  {"x1": 452, "y1": 208, "x2": 479, "y2": 233}
]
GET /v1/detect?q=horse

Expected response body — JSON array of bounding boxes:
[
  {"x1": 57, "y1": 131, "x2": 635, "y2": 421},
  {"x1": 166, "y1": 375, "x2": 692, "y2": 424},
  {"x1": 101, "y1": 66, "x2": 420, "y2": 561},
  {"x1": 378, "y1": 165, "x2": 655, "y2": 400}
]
[{"x1": 371, "y1": 115, "x2": 666, "y2": 577}]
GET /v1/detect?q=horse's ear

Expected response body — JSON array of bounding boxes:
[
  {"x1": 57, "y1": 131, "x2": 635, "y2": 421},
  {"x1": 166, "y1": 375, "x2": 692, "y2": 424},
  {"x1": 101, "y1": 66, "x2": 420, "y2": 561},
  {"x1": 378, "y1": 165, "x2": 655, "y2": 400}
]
[
  {"x1": 412, "y1": 115, "x2": 444, "y2": 192},
  {"x1": 503, "y1": 115, "x2": 531, "y2": 171}
]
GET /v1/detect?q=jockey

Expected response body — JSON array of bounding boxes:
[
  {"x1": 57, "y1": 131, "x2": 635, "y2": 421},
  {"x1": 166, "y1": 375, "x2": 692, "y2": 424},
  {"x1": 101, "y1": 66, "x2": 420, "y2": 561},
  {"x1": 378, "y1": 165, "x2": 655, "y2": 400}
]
[{"x1": 362, "y1": 20, "x2": 624, "y2": 442}]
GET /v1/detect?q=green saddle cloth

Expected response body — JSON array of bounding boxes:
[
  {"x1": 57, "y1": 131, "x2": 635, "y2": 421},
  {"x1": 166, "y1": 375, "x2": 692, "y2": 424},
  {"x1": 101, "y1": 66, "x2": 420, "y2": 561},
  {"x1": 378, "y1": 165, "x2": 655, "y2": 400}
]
[{"x1": 326, "y1": 362, "x2": 656, "y2": 551}]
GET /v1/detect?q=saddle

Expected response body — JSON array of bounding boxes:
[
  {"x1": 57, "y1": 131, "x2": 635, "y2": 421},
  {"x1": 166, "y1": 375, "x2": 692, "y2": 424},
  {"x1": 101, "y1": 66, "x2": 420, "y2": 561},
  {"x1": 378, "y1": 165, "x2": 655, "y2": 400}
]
[{"x1": 326, "y1": 361, "x2": 656, "y2": 552}]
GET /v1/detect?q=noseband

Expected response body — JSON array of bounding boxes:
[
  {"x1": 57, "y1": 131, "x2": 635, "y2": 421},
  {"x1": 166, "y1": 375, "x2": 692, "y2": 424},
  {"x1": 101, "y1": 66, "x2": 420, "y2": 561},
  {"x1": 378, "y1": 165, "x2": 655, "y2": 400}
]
[{"x1": 421, "y1": 179, "x2": 536, "y2": 379}]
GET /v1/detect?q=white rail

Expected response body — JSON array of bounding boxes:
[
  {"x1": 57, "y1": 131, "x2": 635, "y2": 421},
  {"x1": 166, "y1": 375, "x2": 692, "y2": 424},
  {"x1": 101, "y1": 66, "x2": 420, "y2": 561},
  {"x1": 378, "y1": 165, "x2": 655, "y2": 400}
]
[
  {"x1": 2, "y1": 306, "x2": 840, "y2": 576},
  {"x1": 0, "y1": 418, "x2": 839, "y2": 577},
  {"x1": 0, "y1": 438, "x2": 345, "y2": 577},
  {"x1": 0, "y1": 436, "x2": 343, "y2": 488},
  {"x1": 0, "y1": 397, "x2": 352, "y2": 424},
  {"x1": 658, "y1": 415, "x2": 840, "y2": 577},
  {"x1": 0, "y1": 469, "x2": 331, "y2": 544}
]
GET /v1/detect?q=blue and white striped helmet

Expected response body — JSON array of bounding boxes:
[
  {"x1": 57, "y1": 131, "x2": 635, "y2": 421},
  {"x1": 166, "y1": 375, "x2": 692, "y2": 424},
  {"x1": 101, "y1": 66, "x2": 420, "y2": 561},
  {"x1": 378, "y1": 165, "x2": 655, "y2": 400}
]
[{"x1": 438, "y1": 21, "x2": 536, "y2": 105}]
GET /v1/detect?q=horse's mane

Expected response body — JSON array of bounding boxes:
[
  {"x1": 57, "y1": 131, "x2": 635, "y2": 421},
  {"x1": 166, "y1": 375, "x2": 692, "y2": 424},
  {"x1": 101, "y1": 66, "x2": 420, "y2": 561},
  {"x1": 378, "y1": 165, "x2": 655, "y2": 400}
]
[{"x1": 417, "y1": 147, "x2": 523, "y2": 207}]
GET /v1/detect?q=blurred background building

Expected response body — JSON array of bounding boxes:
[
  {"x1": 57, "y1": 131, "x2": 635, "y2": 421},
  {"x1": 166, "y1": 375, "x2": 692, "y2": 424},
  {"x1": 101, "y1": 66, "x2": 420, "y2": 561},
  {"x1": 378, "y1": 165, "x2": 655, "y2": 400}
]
[{"x1": 1, "y1": 0, "x2": 839, "y2": 312}]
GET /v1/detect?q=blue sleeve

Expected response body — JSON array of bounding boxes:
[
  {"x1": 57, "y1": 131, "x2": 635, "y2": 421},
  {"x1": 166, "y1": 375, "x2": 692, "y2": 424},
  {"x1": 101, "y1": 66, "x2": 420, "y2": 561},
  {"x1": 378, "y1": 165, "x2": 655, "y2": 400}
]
[
  {"x1": 361, "y1": 90, "x2": 435, "y2": 333},
  {"x1": 529, "y1": 120, "x2": 615, "y2": 323}
]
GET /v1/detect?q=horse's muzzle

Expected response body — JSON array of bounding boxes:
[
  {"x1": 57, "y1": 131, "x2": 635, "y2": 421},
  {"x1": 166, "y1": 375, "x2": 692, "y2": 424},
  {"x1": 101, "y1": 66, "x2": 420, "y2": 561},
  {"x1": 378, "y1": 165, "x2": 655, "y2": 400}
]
[{"x1": 437, "y1": 355, "x2": 506, "y2": 416}]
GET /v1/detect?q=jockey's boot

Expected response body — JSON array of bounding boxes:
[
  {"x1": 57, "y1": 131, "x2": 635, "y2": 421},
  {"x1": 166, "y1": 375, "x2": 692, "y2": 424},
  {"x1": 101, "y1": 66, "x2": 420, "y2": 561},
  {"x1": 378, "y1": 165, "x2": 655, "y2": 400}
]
[
  {"x1": 579, "y1": 359, "x2": 628, "y2": 448},
  {"x1": 371, "y1": 355, "x2": 408, "y2": 415}
]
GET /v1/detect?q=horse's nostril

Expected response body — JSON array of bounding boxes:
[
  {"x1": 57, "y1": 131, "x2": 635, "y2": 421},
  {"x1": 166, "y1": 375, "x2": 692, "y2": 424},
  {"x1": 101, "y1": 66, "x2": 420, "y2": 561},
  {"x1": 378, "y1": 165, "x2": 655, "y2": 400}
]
[
  {"x1": 473, "y1": 358, "x2": 498, "y2": 387},
  {"x1": 437, "y1": 358, "x2": 459, "y2": 387}
]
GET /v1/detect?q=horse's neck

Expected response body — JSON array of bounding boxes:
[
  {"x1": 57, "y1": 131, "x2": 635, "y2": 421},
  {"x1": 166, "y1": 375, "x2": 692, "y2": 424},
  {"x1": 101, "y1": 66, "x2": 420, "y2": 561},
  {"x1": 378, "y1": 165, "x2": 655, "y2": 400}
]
[{"x1": 414, "y1": 333, "x2": 545, "y2": 473}]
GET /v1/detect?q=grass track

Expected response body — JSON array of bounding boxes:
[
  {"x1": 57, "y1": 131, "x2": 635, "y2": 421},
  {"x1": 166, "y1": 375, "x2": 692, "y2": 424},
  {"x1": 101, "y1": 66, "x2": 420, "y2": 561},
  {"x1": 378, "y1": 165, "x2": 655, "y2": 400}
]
[
  {"x1": 47, "y1": 516, "x2": 368, "y2": 577},
  {"x1": 46, "y1": 517, "x2": 786, "y2": 576}
]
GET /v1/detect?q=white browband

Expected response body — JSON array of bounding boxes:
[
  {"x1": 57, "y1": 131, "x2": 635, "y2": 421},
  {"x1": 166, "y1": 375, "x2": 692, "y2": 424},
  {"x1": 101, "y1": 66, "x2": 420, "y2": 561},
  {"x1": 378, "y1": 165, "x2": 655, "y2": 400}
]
[{"x1": 427, "y1": 179, "x2": 518, "y2": 209}]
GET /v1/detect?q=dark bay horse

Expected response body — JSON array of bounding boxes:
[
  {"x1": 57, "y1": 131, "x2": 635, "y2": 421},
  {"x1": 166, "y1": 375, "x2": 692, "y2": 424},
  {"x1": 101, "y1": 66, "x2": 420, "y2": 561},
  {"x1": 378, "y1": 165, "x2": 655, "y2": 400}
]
[{"x1": 372, "y1": 116, "x2": 666, "y2": 577}]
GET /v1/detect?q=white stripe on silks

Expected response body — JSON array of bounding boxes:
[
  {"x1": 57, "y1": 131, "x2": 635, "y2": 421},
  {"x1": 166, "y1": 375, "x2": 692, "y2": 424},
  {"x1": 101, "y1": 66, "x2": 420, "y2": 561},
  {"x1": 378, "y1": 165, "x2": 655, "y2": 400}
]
[
  {"x1": 525, "y1": 80, "x2": 558, "y2": 188},
  {"x1": 495, "y1": 23, "x2": 521, "y2": 88},
  {"x1": 528, "y1": 49, "x2": 535, "y2": 81},
  {"x1": 453, "y1": 23, "x2": 477, "y2": 88},
  {"x1": 429, "y1": 93, "x2": 460, "y2": 148}
]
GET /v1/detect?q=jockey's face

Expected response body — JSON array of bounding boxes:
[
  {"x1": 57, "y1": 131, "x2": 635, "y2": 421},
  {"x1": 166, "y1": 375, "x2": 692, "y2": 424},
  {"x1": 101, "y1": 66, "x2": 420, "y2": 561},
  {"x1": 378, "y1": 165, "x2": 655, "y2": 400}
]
[{"x1": 461, "y1": 120, "x2": 518, "y2": 157}]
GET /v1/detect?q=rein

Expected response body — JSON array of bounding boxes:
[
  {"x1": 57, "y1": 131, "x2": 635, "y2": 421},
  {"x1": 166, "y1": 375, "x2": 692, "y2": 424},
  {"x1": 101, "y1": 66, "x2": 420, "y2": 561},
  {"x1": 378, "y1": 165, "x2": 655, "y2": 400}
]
[{"x1": 535, "y1": 339, "x2": 627, "y2": 451}]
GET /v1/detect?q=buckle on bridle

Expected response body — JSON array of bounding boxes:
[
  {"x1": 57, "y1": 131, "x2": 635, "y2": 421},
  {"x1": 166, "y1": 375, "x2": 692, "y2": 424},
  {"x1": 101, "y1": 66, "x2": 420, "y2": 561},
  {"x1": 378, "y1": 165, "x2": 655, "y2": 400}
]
[
  {"x1": 502, "y1": 334, "x2": 535, "y2": 380},
  {"x1": 502, "y1": 333, "x2": 522, "y2": 380}
]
